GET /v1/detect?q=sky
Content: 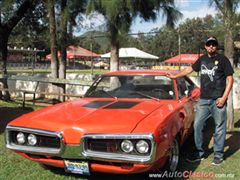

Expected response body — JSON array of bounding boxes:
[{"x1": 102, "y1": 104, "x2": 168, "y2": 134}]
[
  {"x1": 130, "y1": 0, "x2": 218, "y2": 33},
  {"x1": 78, "y1": 0, "x2": 220, "y2": 35}
]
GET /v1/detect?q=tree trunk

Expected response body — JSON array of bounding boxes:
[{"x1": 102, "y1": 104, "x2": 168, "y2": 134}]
[
  {"x1": 110, "y1": 44, "x2": 119, "y2": 72},
  {"x1": 47, "y1": 0, "x2": 58, "y2": 78},
  {"x1": 47, "y1": 0, "x2": 59, "y2": 101},
  {"x1": 110, "y1": 26, "x2": 119, "y2": 72},
  {"x1": 59, "y1": 0, "x2": 68, "y2": 102},
  {"x1": 0, "y1": 32, "x2": 11, "y2": 100},
  {"x1": 224, "y1": 30, "x2": 234, "y2": 130},
  {"x1": 224, "y1": 0, "x2": 234, "y2": 131}
]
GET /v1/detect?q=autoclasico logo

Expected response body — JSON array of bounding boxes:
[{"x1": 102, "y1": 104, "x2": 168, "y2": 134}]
[{"x1": 149, "y1": 171, "x2": 235, "y2": 179}]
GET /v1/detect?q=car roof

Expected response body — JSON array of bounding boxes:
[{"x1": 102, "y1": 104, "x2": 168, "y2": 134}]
[{"x1": 104, "y1": 70, "x2": 181, "y2": 75}]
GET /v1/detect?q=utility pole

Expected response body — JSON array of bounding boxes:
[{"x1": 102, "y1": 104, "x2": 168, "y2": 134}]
[
  {"x1": 90, "y1": 33, "x2": 94, "y2": 76},
  {"x1": 90, "y1": 42, "x2": 93, "y2": 76},
  {"x1": 178, "y1": 29, "x2": 181, "y2": 70}
]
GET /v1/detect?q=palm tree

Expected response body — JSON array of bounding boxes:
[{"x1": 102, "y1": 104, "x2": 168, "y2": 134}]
[
  {"x1": 210, "y1": 0, "x2": 239, "y2": 130},
  {"x1": 46, "y1": 0, "x2": 86, "y2": 101},
  {"x1": 59, "y1": 0, "x2": 87, "y2": 101},
  {"x1": 87, "y1": 0, "x2": 182, "y2": 72}
]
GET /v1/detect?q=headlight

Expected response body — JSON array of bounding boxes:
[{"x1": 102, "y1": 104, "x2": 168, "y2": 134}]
[
  {"x1": 27, "y1": 134, "x2": 37, "y2": 146},
  {"x1": 16, "y1": 132, "x2": 26, "y2": 145},
  {"x1": 136, "y1": 140, "x2": 149, "y2": 154},
  {"x1": 121, "y1": 140, "x2": 134, "y2": 153}
]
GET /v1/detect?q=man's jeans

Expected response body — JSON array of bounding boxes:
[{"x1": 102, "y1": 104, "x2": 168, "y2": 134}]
[{"x1": 194, "y1": 98, "x2": 227, "y2": 158}]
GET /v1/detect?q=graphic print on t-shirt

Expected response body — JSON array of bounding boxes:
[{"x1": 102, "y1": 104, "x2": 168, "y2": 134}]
[
  {"x1": 201, "y1": 64, "x2": 218, "y2": 81},
  {"x1": 192, "y1": 54, "x2": 233, "y2": 99}
]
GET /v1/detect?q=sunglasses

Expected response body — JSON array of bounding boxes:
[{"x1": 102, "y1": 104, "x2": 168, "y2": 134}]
[{"x1": 206, "y1": 43, "x2": 217, "y2": 47}]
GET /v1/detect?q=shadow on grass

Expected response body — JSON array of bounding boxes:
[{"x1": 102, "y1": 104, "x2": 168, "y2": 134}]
[
  {"x1": 0, "y1": 107, "x2": 34, "y2": 134},
  {"x1": 178, "y1": 117, "x2": 240, "y2": 178},
  {"x1": 177, "y1": 118, "x2": 215, "y2": 178},
  {"x1": 224, "y1": 131, "x2": 240, "y2": 160},
  {"x1": 234, "y1": 118, "x2": 240, "y2": 128}
]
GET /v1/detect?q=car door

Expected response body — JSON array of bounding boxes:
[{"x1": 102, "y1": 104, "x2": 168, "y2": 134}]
[{"x1": 176, "y1": 77, "x2": 198, "y2": 137}]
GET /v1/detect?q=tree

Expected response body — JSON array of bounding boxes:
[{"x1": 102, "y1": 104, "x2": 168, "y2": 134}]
[
  {"x1": 178, "y1": 16, "x2": 218, "y2": 54},
  {"x1": 87, "y1": 0, "x2": 182, "y2": 72},
  {"x1": 8, "y1": 2, "x2": 48, "y2": 50},
  {"x1": 0, "y1": 0, "x2": 36, "y2": 100},
  {"x1": 210, "y1": 0, "x2": 239, "y2": 130},
  {"x1": 46, "y1": 0, "x2": 58, "y2": 79},
  {"x1": 58, "y1": 0, "x2": 68, "y2": 101}
]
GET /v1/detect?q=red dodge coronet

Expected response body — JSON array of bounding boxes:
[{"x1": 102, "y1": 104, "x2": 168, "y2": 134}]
[{"x1": 5, "y1": 70, "x2": 200, "y2": 175}]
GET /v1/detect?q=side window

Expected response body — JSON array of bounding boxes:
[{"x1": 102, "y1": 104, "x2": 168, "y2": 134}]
[{"x1": 177, "y1": 78, "x2": 188, "y2": 98}]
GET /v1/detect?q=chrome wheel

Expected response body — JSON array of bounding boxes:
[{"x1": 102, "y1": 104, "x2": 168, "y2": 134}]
[{"x1": 168, "y1": 138, "x2": 179, "y2": 172}]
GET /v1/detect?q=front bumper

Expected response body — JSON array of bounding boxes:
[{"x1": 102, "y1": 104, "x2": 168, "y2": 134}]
[{"x1": 5, "y1": 126, "x2": 158, "y2": 173}]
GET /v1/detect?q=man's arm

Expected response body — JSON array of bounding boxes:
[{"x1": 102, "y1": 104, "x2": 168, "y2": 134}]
[
  {"x1": 167, "y1": 66, "x2": 194, "y2": 79},
  {"x1": 216, "y1": 75, "x2": 234, "y2": 107}
]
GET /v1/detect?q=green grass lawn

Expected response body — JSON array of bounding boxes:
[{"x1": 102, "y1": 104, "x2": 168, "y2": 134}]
[
  {"x1": 0, "y1": 100, "x2": 239, "y2": 179},
  {"x1": 178, "y1": 124, "x2": 240, "y2": 179}
]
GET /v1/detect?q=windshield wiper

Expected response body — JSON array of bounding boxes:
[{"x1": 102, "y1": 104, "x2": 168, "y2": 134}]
[{"x1": 130, "y1": 91, "x2": 159, "y2": 101}]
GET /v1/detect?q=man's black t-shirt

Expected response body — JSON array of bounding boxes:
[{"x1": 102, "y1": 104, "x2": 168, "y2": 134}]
[{"x1": 192, "y1": 54, "x2": 234, "y2": 99}]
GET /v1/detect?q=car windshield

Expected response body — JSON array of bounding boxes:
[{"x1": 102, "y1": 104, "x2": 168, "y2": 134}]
[{"x1": 85, "y1": 75, "x2": 176, "y2": 100}]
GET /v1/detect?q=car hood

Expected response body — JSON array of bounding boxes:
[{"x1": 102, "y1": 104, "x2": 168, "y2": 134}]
[{"x1": 9, "y1": 98, "x2": 164, "y2": 143}]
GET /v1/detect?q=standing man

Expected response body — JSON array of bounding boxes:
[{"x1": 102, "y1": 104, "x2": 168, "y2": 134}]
[{"x1": 168, "y1": 36, "x2": 234, "y2": 165}]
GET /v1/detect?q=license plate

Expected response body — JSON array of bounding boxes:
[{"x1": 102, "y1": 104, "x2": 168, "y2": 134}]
[{"x1": 64, "y1": 160, "x2": 90, "y2": 175}]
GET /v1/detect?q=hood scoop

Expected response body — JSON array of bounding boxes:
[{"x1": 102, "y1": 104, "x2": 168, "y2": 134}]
[
  {"x1": 104, "y1": 101, "x2": 139, "y2": 109},
  {"x1": 82, "y1": 100, "x2": 140, "y2": 109},
  {"x1": 82, "y1": 100, "x2": 113, "y2": 108}
]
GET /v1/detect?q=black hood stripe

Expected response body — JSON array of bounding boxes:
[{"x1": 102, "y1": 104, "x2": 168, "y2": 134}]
[
  {"x1": 83, "y1": 100, "x2": 113, "y2": 108},
  {"x1": 104, "y1": 101, "x2": 139, "y2": 109},
  {"x1": 82, "y1": 100, "x2": 140, "y2": 109}
]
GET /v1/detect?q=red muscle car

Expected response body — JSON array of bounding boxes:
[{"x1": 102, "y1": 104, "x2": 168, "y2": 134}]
[{"x1": 5, "y1": 70, "x2": 200, "y2": 175}]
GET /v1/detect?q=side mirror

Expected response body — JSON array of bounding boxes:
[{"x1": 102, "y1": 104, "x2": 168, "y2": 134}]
[
  {"x1": 190, "y1": 88, "x2": 200, "y2": 99},
  {"x1": 169, "y1": 91, "x2": 174, "y2": 96},
  {"x1": 184, "y1": 90, "x2": 189, "y2": 97}
]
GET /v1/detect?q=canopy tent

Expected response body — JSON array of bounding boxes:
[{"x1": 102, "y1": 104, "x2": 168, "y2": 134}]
[
  {"x1": 45, "y1": 45, "x2": 100, "y2": 60},
  {"x1": 164, "y1": 54, "x2": 203, "y2": 64},
  {"x1": 101, "y1": 47, "x2": 159, "y2": 60}
]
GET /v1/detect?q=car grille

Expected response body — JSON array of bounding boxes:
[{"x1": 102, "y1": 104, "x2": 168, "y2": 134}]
[
  {"x1": 85, "y1": 138, "x2": 151, "y2": 156},
  {"x1": 86, "y1": 139, "x2": 121, "y2": 153},
  {"x1": 81, "y1": 134, "x2": 155, "y2": 163}
]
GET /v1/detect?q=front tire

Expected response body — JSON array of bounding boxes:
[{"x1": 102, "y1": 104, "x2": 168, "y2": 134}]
[{"x1": 165, "y1": 137, "x2": 180, "y2": 172}]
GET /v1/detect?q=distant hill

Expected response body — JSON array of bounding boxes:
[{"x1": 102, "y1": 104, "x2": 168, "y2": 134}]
[{"x1": 75, "y1": 31, "x2": 110, "y2": 53}]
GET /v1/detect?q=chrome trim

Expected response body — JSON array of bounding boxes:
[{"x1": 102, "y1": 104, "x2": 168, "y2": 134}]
[
  {"x1": 5, "y1": 126, "x2": 157, "y2": 164},
  {"x1": 83, "y1": 134, "x2": 154, "y2": 139},
  {"x1": 81, "y1": 133, "x2": 156, "y2": 164},
  {"x1": 5, "y1": 125, "x2": 64, "y2": 155}
]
